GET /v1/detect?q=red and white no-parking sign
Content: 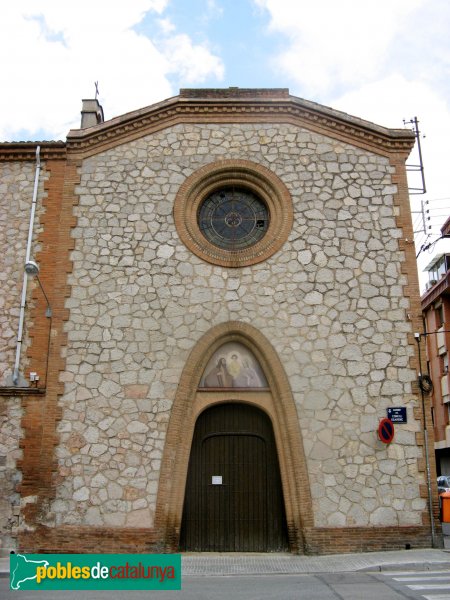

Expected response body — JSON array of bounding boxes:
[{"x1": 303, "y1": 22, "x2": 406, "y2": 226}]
[{"x1": 378, "y1": 418, "x2": 395, "y2": 444}]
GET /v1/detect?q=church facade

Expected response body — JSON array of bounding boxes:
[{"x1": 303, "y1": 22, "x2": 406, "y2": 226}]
[{"x1": 0, "y1": 88, "x2": 440, "y2": 554}]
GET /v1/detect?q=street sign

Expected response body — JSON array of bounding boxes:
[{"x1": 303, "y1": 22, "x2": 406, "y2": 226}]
[
  {"x1": 387, "y1": 407, "x2": 407, "y2": 424},
  {"x1": 378, "y1": 418, "x2": 395, "y2": 444}
]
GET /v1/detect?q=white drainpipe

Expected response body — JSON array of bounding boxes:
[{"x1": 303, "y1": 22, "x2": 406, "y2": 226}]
[{"x1": 12, "y1": 146, "x2": 41, "y2": 386}]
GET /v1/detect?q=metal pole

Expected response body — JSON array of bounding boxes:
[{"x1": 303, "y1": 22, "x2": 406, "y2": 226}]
[
  {"x1": 413, "y1": 117, "x2": 427, "y2": 195},
  {"x1": 12, "y1": 146, "x2": 41, "y2": 385},
  {"x1": 415, "y1": 332, "x2": 437, "y2": 547}
]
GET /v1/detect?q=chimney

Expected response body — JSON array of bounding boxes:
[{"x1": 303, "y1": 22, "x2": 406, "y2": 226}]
[{"x1": 80, "y1": 99, "x2": 104, "y2": 128}]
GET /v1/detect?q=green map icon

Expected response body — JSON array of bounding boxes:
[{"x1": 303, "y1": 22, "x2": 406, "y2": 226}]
[{"x1": 10, "y1": 554, "x2": 49, "y2": 590}]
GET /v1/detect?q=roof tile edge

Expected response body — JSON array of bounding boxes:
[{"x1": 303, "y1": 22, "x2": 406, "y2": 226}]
[{"x1": 65, "y1": 88, "x2": 415, "y2": 151}]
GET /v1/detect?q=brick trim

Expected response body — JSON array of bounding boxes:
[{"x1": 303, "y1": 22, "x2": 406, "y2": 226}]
[
  {"x1": 19, "y1": 525, "x2": 161, "y2": 554},
  {"x1": 0, "y1": 143, "x2": 66, "y2": 162},
  {"x1": 65, "y1": 95, "x2": 415, "y2": 159},
  {"x1": 18, "y1": 158, "x2": 81, "y2": 535},
  {"x1": 303, "y1": 525, "x2": 434, "y2": 554},
  {"x1": 389, "y1": 152, "x2": 441, "y2": 528},
  {"x1": 17, "y1": 522, "x2": 436, "y2": 555}
]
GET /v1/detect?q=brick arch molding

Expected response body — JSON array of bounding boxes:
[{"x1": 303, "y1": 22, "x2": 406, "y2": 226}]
[{"x1": 155, "y1": 321, "x2": 313, "y2": 553}]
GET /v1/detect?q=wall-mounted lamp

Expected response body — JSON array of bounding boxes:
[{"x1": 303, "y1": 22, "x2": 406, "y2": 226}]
[
  {"x1": 24, "y1": 260, "x2": 39, "y2": 276},
  {"x1": 24, "y1": 260, "x2": 52, "y2": 389},
  {"x1": 24, "y1": 261, "x2": 52, "y2": 318}
]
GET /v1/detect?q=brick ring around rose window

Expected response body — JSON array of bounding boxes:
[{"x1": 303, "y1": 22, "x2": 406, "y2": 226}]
[{"x1": 174, "y1": 159, "x2": 293, "y2": 268}]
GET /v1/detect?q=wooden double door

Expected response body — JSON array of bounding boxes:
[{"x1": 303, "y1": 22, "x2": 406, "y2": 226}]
[{"x1": 180, "y1": 403, "x2": 288, "y2": 552}]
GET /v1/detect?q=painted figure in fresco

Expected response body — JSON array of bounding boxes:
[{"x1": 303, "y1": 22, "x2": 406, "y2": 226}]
[
  {"x1": 226, "y1": 353, "x2": 242, "y2": 381},
  {"x1": 201, "y1": 345, "x2": 267, "y2": 388},
  {"x1": 203, "y1": 357, "x2": 233, "y2": 387},
  {"x1": 241, "y1": 357, "x2": 262, "y2": 387}
]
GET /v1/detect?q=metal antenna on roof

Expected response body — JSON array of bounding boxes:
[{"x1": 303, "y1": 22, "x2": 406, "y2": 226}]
[
  {"x1": 404, "y1": 116, "x2": 426, "y2": 195},
  {"x1": 95, "y1": 81, "x2": 99, "y2": 100}
]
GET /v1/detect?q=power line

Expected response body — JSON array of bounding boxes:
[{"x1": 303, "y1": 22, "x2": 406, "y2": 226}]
[{"x1": 416, "y1": 234, "x2": 447, "y2": 258}]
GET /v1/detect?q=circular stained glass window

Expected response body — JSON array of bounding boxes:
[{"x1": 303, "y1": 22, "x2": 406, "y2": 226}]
[
  {"x1": 174, "y1": 159, "x2": 293, "y2": 268},
  {"x1": 198, "y1": 187, "x2": 269, "y2": 250}
]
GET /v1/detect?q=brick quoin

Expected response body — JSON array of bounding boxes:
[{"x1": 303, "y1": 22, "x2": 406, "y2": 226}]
[{"x1": 19, "y1": 157, "x2": 80, "y2": 534}]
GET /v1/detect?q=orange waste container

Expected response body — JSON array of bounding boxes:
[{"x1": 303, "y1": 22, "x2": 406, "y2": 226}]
[{"x1": 441, "y1": 491, "x2": 450, "y2": 522}]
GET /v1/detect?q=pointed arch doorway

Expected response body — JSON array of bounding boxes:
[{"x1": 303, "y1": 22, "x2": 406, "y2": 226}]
[
  {"x1": 155, "y1": 322, "x2": 313, "y2": 554},
  {"x1": 180, "y1": 402, "x2": 288, "y2": 552}
]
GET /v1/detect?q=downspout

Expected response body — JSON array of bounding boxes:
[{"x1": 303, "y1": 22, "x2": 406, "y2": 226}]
[{"x1": 12, "y1": 145, "x2": 41, "y2": 386}]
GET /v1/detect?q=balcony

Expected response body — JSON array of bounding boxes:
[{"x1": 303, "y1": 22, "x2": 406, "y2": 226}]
[{"x1": 421, "y1": 271, "x2": 450, "y2": 311}]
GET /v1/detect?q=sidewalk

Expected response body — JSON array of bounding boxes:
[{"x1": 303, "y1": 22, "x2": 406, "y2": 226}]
[
  {"x1": 182, "y1": 549, "x2": 450, "y2": 576},
  {"x1": 2, "y1": 549, "x2": 450, "y2": 578}
]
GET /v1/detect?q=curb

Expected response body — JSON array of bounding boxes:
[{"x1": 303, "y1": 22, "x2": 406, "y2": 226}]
[
  {"x1": 2, "y1": 552, "x2": 450, "y2": 579},
  {"x1": 359, "y1": 561, "x2": 450, "y2": 573}
]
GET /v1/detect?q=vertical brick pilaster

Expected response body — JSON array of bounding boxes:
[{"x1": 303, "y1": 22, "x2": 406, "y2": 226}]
[
  {"x1": 390, "y1": 151, "x2": 441, "y2": 527},
  {"x1": 18, "y1": 157, "x2": 81, "y2": 535}
]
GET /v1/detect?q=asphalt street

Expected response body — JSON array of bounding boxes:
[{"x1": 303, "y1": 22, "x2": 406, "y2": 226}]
[
  {"x1": 2, "y1": 569, "x2": 450, "y2": 599},
  {"x1": 2, "y1": 549, "x2": 450, "y2": 599}
]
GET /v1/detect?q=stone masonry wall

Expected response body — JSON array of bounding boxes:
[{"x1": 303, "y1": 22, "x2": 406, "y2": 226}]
[
  {"x1": 0, "y1": 397, "x2": 22, "y2": 552},
  {"x1": 0, "y1": 161, "x2": 46, "y2": 382},
  {"x1": 51, "y1": 122, "x2": 423, "y2": 529}
]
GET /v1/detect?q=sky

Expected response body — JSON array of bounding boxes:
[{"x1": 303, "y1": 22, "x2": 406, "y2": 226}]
[{"x1": 1, "y1": 0, "x2": 449, "y2": 284}]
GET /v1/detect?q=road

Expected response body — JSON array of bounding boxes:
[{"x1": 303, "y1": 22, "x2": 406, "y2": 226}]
[{"x1": 2, "y1": 569, "x2": 450, "y2": 599}]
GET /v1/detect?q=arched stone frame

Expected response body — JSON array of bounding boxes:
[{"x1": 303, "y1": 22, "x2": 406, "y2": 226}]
[{"x1": 155, "y1": 321, "x2": 314, "y2": 553}]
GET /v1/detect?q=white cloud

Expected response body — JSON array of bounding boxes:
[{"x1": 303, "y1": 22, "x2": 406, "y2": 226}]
[
  {"x1": 254, "y1": 0, "x2": 426, "y2": 96},
  {"x1": 157, "y1": 18, "x2": 176, "y2": 35},
  {"x1": 0, "y1": 0, "x2": 224, "y2": 140},
  {"x1": 162, "y1": 34, "x2": 224, "y2": 83}
]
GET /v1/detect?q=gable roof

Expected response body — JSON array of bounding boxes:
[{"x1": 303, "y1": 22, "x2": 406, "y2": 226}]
[
  {"x1": 0, "y1": 88, "x2": 415, "y2": 161},
  {"x1": 66, "y1": 88, "x2": 415, "y2": 159}
]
